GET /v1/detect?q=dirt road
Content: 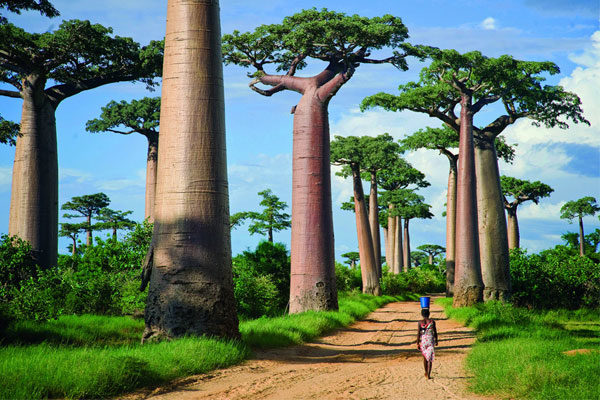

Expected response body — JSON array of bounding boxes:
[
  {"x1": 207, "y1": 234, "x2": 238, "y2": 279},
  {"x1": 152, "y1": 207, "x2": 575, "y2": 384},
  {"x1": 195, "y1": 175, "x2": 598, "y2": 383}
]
[{"x1": 130, "y1": 298, "x2": 492, "y2": 400}]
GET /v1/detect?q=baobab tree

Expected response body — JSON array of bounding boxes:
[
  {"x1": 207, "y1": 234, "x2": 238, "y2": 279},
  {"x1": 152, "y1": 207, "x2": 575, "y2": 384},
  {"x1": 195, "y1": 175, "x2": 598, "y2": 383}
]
[
  {"x1": 0, "y1": 20, "x2": 163, "y2": 269},
  {"x1": 363, "y1": 48, "x2": 588, "y2": 305},
  {"x1": 401, "y1": 125, "x2": 514, "y2": 295},
  {"x1": 58, "y1": 222, "x2": 84, "y2": 256},
  {"x1": 341, "y1": 251, "x2": 360, "y2": 269},
  {"x1": 96, "y1": 208, "x2": 136, "y2": 240},
  {"x1": 141, "y1": 0, "x2": 239, "y2": 341},
  {"x1": 223, "y1": 9, "x2": 414, "y2": 312},
  {"x1": 560, "y1": 196, "x2": 600, "y2": 257},
  {"x1": 417, "y1": 244, "x2": 446, "y2": 266},
  {"x1": 86, "y1": 97, "x2": 160, "y2": 222},
  {"x1": 61, "y1": 193, "x2": 110, "y2": 247},
  {"x1": 331, "y1": 135, "x2": 379, "y2": 295},
  {"x1": 500, "y1": 176, "x2": 553, "y2": 250}
]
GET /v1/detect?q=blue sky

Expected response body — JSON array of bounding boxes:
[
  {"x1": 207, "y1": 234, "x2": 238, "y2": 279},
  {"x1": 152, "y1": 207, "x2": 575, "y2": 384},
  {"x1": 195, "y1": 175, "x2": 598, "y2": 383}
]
[{"x1": 0, "y1": 0, "x2": 599, "y2": 259}]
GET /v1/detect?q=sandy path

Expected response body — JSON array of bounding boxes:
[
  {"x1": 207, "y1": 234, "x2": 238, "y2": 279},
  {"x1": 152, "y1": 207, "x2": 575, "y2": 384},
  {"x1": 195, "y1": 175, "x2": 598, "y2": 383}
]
[{"x1": 127, "y1": 298, "x2": 493, "y2": 400}]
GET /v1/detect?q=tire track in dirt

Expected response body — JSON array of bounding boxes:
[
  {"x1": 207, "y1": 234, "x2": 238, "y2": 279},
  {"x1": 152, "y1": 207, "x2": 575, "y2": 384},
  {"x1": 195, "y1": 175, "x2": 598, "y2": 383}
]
[{"x1": 124, "y1": 297, "x2": 495, "y2": 400}]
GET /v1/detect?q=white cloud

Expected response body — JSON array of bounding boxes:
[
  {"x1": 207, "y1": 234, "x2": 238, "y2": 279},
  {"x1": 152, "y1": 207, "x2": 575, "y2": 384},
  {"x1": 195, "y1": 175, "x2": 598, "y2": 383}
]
[
  {"x1": 0, "y1": 166, "x2": 11, "y2": 188},
  {"x1": 518, "y1": 201, "x2": 566, "y2": 220},
  {"x1": 481, "y1": 17, "x2": 497, "y2": 30},
  {"x1": 59, "y1": 168, "x2": 92, "y2": 183}
]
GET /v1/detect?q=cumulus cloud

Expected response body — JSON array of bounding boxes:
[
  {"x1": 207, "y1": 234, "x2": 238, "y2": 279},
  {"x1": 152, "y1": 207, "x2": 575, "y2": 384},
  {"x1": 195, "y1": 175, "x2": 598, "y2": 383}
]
[{"x1": 481, "y1": 17, "x2": 497, "y2": 30}]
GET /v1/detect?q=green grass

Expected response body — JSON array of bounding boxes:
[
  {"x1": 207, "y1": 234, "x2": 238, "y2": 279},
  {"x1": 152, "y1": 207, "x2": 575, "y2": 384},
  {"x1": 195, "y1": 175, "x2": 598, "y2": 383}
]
[
  {"x1": 1, "y1": 292, "x2": 412, "y2": 399},
  {"x1": 438, "y1": 298, "x2": 600, "y2": 400}
]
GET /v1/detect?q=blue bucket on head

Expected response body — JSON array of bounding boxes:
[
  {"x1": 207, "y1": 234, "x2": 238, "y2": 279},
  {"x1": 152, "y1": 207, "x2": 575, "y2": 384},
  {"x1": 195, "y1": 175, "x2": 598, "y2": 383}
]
[{"x1": 420, "y1": 296, "x2": 430, "y2": 309}]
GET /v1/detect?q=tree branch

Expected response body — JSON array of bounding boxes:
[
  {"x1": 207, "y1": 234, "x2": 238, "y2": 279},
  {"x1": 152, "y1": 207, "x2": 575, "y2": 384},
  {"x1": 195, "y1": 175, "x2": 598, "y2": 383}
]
[{"x1": 0, "y1": 89, "x2": 22, "y2": 98}]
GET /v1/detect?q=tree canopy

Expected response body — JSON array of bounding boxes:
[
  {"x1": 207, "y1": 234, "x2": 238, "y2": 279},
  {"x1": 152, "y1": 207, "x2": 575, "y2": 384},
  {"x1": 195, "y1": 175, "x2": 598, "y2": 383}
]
[
  {"x1": 0, "y1": 19, "x2": 163, "y2": 106},
  {"x1": 560, "y1": 197, "x2": 600, "y2": 222},
  {"x1": 0, "y1": 116, "x2": 18, "y2": 145},
  {"x1": 0, "y1": 0, "x2": 58, "y2": 23},
  {"x1": 240, "y1": 189, "x2": 291, "y2": 242},
  {"x1": 86, "y1": 97, "x2": 160, "y2": 138},
  {"x1": 501, "y1": 176, "x2": 554, "y2": 207}
]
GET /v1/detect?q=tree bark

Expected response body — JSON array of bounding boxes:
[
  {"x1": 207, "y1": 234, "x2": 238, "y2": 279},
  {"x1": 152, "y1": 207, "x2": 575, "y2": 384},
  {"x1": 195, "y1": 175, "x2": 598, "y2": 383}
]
[
  {"x1": 369, "y1": 173, "x2": 381, "y2": 278},
  {"x1": 394, "y1": 215, "x2": 404, "y2": 274},
  {"x1": 383, "y1": 225, "x2": 389, "y2": 270},
  {"x1": 145, "y1": 135, "x2": 158, "y2": 223},
  {"x1": 403, "y1": 218, "x2": 410, "y2": 271},
  {"x1": 351, "y1": 168, "x2": 380, "y2": 295},
  {"x1": 288, "y1": 85, "x2": 339, "y2": 312},
  {"x1": 428, "y1": 254, "x2": 433, "y2": 265},
  {"x1": 86, "y1": 214, "x2": 93, "y2": 246},
  {"x1": 453, "y1": 94, "x2": 483, "y2": 307},
  {"x1": 8, "y1": 74, "x2": 58, "y2": 269},
  {"x1": 475, "y1": 139, "x2": 511, "y2": 301},
  {"x1": 387, "y1": 205, "x2": 396, "y2": 272},
  {"x1": 143, "y1": 0, "x2": 239, "y2": 341},
  {"x1": 506, "y1": 206, "x2": 519, "y2": 250},
  {"x1": 578, "y1": 216, "x2": 585, "y2": 257},
  {"x1": 445, "y1": 157, "x2": 457, "y2": 296}
]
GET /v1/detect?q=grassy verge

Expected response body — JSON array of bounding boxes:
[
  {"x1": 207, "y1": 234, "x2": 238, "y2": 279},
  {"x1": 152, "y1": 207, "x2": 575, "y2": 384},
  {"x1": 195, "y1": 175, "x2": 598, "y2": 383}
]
[
  {"x1": 1, "y1": 292, "x2": 414, "y2": 399},
  {"x1": 437, "y1": 298, "x2": 600, "y2": 400}
]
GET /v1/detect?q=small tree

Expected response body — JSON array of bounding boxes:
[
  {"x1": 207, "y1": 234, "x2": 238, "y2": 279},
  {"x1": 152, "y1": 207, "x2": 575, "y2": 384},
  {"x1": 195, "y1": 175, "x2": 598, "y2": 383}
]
[
  {"x1": 341, "y1": 251, "x2": 360, "y2": 269},
  {"x1": 244, "y1": 189, "x2": 291, "y2": 243},
  {"x1": 417, "y1": 244, "x2": 446, "y2": 266},
  {"x1": 0, "y1": 117, "x2": 18, "y2": 145},
  {"x1": 58, "y1": 222, "x2": 85, "y2": 256},
  {"x1": 560, "y1": 197, "x2": 600, "y2": 257},
  {"x1": 500, "y1": 176, "x2": 553, "y2": 249},
  {"x1": 86, "y1": 97, "x2": 160, "y2": 222},
  {"x1": 61, "y1": 193, "x2": 110, "y2": 246},
  {"x1": 96, "y1": 208, "x2": 136, "y2": 240}
]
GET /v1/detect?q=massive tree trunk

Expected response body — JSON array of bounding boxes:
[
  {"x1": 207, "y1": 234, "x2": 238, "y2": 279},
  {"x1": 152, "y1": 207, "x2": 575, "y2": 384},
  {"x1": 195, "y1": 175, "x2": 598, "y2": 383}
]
[
  {"x1": 394, "y1": 215, "x2": 404, "y2": 274},
  {"x1": 445, "y1": 157, "x2": 457, "y2": 296},
  {"x1": 8, "y1": 74, "x2": 58, "y2": 269},
  {"x1": 475, "y1": 138, "x2": 511, "y2": 301},
  {"x1": 387, "y1": 205, "x2": 396, "y2": 272},
  {"x1": 288, "y1": 85, "x2": 338, "y2": 312},
  {"x1": 403, "y1": 218, "x2": 410, "y2": 271},
  {"x1": 453, "y1": 94, "x2": 483, "y2": 307},
  {"x1": 145, "y1": 135, "x2": 158, "y2": 223},
  {"x1": 578, "y1": 216, "x2": 585, "y2": 257},
  {"x1": 351, "y1": 168, "x2": 380, "y2": 295},
  {"x1": 369, "y1": 173, "x2": 381, "y2": 278},
  {"x1": 143, "y1": 0, "x2": 239, "y2": 341},
  {"x1": 506, "y1": 206, "x2": 519, "y2": 250}
]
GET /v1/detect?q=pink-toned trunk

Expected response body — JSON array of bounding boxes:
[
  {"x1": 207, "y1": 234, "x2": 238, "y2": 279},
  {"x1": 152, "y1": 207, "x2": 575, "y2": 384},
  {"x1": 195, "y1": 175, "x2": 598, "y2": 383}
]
[
  {"x1": 351, "y1": 168, "x2": 380, "y2": 295},
  {"x1": 8, "y1": 75, "x2": 58, "y2": 269},
  {"x1": 445, "y1": 160, "x2": 457, "y2": 296},
  {"x1": 383, "y1": 226, "x2": 389, "y2": 269},
  {"x1": 387, "y1": 205, "x2": 396, "y2": 272},
  {"x1": 475, "y1": 142, "x2": 511, "y2": 301},
  {"x1": 403, "y1": 218, "x2": 410, "y2": 271},
  {"x1": 369, "y1": 173, "x2": 381, "y2": 277},
  {"x1": 394, "y1": 215, "x2": 404, "y2": 274},
  {"x1": 289, "y1": 87, "x2": 338, "y2": 312},
  {"x1": 453, "y1": 94, "x2": 483, "y2": 307},
  {"x1": 578, "y1": 216, "x2": 585, "y2": 257},
  {"x1": 506, "y1": 207, "x2": 519, "y2": 250},
  {"x1": 143, "y1": 0, "x2": 239, "y2": 341},
  {"x1": 145, "y1": 137, "x2": 158, "y2": 223}
]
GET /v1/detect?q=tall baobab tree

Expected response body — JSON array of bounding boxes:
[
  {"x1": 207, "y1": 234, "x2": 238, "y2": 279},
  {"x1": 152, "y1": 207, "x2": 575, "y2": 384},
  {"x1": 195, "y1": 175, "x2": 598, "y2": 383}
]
[
  {"x1": 86, "y1": 97, "x2": 160, "y2": 222},
  {"x1": 0, "y1": 20, "x2": 162, "y2": 268},
  {"x1": 222, "y1": 9, "x2": 414, "y2": 312},
  {"x1": 141, "y1": 0, "x2": 239, "y2": 341},
  {"x1": 560, "y1": 197, "x2": 600, "y2": 257},
  {"x1": 363, "y1": 47, "x2": 588, "y2": 305},
  {"x1": 500, "y1": 176, "x2": 553, "y2": 250}
]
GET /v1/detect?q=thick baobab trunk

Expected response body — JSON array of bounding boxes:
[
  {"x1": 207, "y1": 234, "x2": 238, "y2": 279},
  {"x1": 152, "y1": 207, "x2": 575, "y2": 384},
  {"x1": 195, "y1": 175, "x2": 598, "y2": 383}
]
[
  {"x1": 403, "y1": 218, "x2": 410, "y2": 271},
  {"x1": 351, "y1": 168, "x2": 380, "y2": 295},
  {"x1": 369, "y1": 174, "x2": 381, "y2": 277},
  {"x1": 289, "y1": 87, "x2": 338, "y2": 312},
  {"x1": 506, "y1": 206, "x2": 519, "y2": 250},
  {"x1": 445, "y1": 159, "x2": 457, "y2": 296},
  {"x1": 143, "y1": 0, "x2": 239, "y2": 341},
  {"x1": 578, "y1": 216, "x2": 585, "y2": 257},
  {"x1": 387, "y1": 205, "x2": 396, "y2": 272},
  {"x1": 394, "y1": 215, "x2": 404, "y2": 274},
  {"x1": 9, "y1": 76, "x2": 58, "y2": 269},
  {"x1": 145, "y1": 136, "x2": 158, "y2": 223},
  {"x1": 453, "y1": 94, "x2": 483, "y2": 307},
  {"x1": 383, "y1": 226, "x2": 389, "y2": 268},
  {"x1": 475, "y1": 140, "x2": 511, "y2": 301}
]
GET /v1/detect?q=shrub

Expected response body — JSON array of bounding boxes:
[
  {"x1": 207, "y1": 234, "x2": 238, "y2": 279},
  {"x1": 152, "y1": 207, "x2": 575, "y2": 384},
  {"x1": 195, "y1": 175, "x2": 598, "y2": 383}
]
[
  {"x1": 335, "y1": 262, "x2": 362, "y2": 292},
  {"x1": 380, "y1": 264, "x2": 445, "y2": 295},
  {"x1": 510, "y1": 246, "x2": 600, "y2": 309}
]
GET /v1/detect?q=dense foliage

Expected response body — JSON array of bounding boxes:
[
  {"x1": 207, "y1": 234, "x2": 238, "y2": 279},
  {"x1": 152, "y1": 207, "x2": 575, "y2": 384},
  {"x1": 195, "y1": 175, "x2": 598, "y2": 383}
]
[{"x1": 510, "y1": 246, "x2": 600, "y2": 309}]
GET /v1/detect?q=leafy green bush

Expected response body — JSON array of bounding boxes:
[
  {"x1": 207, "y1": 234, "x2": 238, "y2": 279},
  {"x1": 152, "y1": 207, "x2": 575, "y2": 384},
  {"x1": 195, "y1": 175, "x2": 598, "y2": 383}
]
[
  {"x1": 510, "y1": 246, "x2": 600, "y2": 309},
  {"x1": 232, "y1": 241, "x2": 290, "y2": 318},
  {"x1": 380, "y1": 264, "x2": 445, "y2": 295},
  {"x1": 335, "y1": 262, "x2": 362, "y2": 292},
  {"x1": 0, "y1": 235, "x2": 39, "y2": 299}
]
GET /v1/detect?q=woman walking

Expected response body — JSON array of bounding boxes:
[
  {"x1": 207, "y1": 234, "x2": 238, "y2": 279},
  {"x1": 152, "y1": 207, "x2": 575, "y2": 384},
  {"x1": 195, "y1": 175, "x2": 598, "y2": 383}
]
[{"x1": 417, "y1": 308, "x2": 438, "y2": 379}]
